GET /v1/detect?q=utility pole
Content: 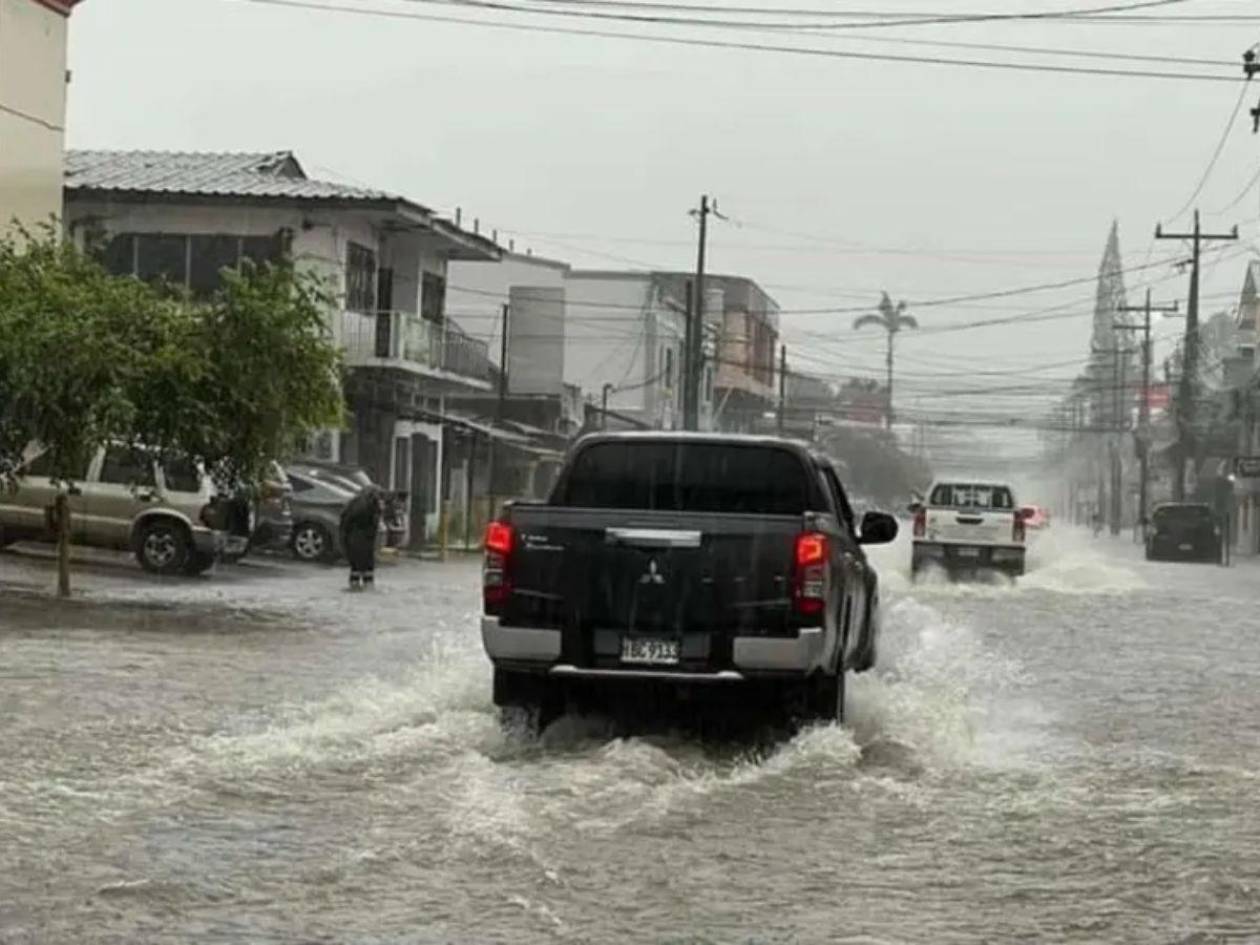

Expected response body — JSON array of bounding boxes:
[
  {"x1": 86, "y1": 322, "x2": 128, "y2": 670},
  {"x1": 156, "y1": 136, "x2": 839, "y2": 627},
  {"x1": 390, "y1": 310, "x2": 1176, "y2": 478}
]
[
  {"x1": 1092, "y1": 341, "x2": 1135, "y2": 536},
  {"x1": 487, "y1": 302, "x2": 509, "y2": 524},
  {"x1": 601, "y1": 382, "x2": 613, "y2": 430},
  {"x1": 1155, "y1": 210, "x2": 1238, "y2": 500},
  {"x1": 777, "y1": 344, "x2": 787, "y2": 435},
  {"x1": 686, "y1": 196, "x2": 723, "y2": 431},
  {"x1": 1117, "y1": 290, "x2": 1180, "y2": 536}
]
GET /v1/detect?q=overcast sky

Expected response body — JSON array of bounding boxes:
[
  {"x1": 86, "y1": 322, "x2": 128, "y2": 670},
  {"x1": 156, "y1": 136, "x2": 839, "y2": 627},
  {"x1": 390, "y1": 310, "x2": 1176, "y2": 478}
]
[{"x1": 64, "y1": 0, "x2": 1260, "y2": 454}]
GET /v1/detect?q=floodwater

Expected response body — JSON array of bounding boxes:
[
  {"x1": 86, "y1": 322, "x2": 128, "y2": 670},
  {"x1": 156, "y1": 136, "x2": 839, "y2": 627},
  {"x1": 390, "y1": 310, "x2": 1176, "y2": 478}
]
[{"x1": 1, "y1": 531, "x2": 1258, "y2": 944}]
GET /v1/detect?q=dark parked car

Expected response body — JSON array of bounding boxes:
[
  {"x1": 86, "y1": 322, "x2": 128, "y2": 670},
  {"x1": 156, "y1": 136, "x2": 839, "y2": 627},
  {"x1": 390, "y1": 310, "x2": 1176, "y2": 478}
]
[
  {"x1": 480, "y1": 432, "x2": 897, "y2": 733},
  {"x1": 1145, "y1": 503, "x2": 1221, "y2": 562}
]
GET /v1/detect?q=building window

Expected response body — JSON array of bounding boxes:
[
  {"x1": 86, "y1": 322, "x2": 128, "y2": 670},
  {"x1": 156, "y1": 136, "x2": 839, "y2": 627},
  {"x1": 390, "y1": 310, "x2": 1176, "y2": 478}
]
[
  {"x1": 422, "y1": 271, "x2": 446, "y2": 322},
  {"x1": 99, "y1": 232, "x2": 284, "y2": 297},
  {"x1": 346, "y1": 242, "x2": 377, "y2": 312}
]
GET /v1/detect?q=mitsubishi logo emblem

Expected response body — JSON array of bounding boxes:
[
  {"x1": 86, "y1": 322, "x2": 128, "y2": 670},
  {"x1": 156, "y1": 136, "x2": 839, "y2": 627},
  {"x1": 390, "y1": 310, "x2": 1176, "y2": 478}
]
[{"x1": 639, "y1": 558, "x2": 665, "y2": 585}]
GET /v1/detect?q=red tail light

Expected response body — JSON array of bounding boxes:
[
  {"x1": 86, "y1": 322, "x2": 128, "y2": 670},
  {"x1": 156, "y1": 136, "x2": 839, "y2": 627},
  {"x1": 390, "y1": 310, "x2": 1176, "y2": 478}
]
[
  {"x1": 483, "y1": 520, "x2": 515, "y2": 613},
  {"x1": 913, "y1": 508, "x2": 926, "y2": 538},
  {"x1": 793, "y1": 531, "x2": 829, "y2": 618}
]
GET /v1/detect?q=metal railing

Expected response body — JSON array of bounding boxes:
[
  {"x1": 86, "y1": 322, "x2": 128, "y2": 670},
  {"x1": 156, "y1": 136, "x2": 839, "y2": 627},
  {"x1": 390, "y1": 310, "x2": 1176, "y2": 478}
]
[{"x1": 340, "y1": 310, "x2": 492, "y2": 383}]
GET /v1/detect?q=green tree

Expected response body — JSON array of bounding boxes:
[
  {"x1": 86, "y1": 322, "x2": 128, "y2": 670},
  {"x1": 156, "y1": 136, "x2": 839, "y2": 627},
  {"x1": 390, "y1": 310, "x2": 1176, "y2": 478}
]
[
  {"x1": 854, "y1": 292, "x2": 917, "y2": 430},
  {"x1": 0, "y1": 234, "x2": 344, "y2": 596},
  {"x1": 152, "y1": 260, "x2": 345, "y2": 491},
  {"x1": 0, "y1": 229, "x2": 186, "y2": 595}
]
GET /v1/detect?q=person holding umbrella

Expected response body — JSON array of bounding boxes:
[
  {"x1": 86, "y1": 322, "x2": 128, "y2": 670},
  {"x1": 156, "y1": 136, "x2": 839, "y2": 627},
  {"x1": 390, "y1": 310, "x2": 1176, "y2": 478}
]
[{"x1": 340, "y1": 484, "x2": 384, "y2": 590}]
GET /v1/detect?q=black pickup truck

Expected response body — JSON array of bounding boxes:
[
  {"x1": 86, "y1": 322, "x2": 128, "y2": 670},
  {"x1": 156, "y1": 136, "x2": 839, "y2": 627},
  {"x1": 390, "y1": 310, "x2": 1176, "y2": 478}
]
[{"x1": 479, "y1": 432, "x2": 898, "y2": 731}]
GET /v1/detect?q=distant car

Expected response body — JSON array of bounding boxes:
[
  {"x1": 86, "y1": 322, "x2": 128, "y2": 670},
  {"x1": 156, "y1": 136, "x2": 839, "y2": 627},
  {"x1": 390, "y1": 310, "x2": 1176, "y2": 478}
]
[
  {"x1": 290, "y1": 460, "x2": 409, "y2": 545},
  {"x1": 1146, "y1": 503, "x2": 1220, "y2": 563},
  {"x1": 1020, "y1": 504, "x2": 1050, "y2": 530},
  {"x1": 911, "y1": 480, "x2": 1029, "y2": 578},
  {"x1": 0, "y1": 442, "x2": 243, "y2": 575},
  {"x1": 284, "y1": 467, "x2": 360, "y2": 563}
]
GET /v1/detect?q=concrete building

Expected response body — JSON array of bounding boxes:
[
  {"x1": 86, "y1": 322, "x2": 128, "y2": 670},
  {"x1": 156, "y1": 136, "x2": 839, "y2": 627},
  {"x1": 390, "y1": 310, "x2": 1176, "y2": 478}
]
[
  {"x1": 0, "y1": 0, "x2": 83, "y2": 234},
  {"x1": 63, "y1": 149, "x2": 499, "y2": 545},
  {"x1": 1229, "y1": 261, "x2": 1260, "y2": 554}
]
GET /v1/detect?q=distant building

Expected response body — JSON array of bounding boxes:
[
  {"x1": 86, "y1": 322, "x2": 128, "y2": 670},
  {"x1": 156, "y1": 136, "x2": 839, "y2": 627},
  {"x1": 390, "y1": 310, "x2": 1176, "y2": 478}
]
[
  {"x1": 1229, "y1": 261, "x2": 1260, "y2": 554},
  {"x1": 0, "y1": 0, "x2": 84, "y2": 235},
  {"x1": 63, "y1": 149, "x2": 502, "y2": 546}
]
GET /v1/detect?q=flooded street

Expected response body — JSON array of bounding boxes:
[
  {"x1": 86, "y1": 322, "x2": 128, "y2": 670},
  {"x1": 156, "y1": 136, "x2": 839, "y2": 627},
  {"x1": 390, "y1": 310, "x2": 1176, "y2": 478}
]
[{"x1": 3, "y1": 534, "x2": 1259, "y2": 944}]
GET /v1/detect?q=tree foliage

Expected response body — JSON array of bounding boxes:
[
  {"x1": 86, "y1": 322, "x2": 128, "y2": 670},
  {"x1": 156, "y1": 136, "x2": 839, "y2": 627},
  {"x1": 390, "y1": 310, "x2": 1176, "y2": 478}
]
[{"x1": 0, "y1": 230, "x2": 344, "y2": 593}]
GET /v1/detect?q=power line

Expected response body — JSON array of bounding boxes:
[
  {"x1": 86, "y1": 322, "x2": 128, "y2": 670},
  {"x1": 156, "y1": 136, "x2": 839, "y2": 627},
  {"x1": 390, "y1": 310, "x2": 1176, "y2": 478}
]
[
  {"x1": 372, "y1": 0, "x2": 1197, "y2": 32},
  {"x1": 235, "y1": 0, "x2": 1243, "y2": 83},
  {"x1": 1167, "y1": 80, "x2": 1252, "y2": 223},
  {"x1": 1211, "y1": 161, "x2": 1260, "y2": 215}
]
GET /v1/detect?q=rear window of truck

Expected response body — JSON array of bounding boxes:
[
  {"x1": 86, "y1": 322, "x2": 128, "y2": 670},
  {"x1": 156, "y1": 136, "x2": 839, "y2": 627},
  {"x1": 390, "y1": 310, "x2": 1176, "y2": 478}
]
[
  {"x1": 557, "y1": 441, "x2": 811, "y2": 514},
  {"x1": 930, "y1": 483, "x2": 1015, "y2": 510}
]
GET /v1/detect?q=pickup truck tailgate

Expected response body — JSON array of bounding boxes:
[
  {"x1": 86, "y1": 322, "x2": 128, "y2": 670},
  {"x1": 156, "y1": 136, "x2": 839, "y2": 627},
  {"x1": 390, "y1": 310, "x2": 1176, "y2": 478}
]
[
  {"x1": 927, "y1": 508, "x2": 1013, "y2": 544},
  {"x1": 502, "y1": 506, "x2": 805, "y2": 660}
]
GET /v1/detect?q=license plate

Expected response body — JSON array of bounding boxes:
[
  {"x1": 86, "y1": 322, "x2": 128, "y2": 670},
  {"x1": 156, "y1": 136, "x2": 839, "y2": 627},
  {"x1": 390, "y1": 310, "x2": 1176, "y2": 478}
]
[
  {"x1": 1179, "y1": 543, "x2": 1193, "y2": 551},
  {"x1": 955, "y1": 546, "x2": 981, "y2": 558},
  {"x1": 621, "y1": 637, "x2": 680, "y2": 665}
]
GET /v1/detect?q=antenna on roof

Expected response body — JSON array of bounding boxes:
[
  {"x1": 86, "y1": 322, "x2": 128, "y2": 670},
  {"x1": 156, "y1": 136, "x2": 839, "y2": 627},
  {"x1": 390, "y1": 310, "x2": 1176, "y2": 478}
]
[
  {"x1": 474, "y1": 218, "x2": 480, "y2": 234},
  {"x1": 455, "y1": 207, "x2": 462, "y2": 226}
]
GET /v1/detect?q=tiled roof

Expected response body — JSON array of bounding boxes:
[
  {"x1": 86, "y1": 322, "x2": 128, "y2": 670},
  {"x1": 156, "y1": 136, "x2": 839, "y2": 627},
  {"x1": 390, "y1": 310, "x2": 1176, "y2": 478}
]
[{"x1": 65, "y1": 149, "x2": 409, "y2": 206}]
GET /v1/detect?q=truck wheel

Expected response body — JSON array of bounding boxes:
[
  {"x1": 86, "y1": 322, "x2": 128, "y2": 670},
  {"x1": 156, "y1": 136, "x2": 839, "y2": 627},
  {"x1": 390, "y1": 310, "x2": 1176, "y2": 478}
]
[
  {"x1": 794, "y1": 669, "x2": 845, "y2": 726},
  {"x1": 494, "y1": 667, "x2": 562, "y2": 736}
]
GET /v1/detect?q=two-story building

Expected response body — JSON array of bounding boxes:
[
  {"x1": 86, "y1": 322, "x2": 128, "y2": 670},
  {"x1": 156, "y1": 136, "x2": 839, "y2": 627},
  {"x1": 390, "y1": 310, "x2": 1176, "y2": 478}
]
[
  {"x1": 63, "y1": 149, "x2": 500, "y2": 546},
  {"x1": 0, "y1": 0, "x2": 83, "y2": 235}
]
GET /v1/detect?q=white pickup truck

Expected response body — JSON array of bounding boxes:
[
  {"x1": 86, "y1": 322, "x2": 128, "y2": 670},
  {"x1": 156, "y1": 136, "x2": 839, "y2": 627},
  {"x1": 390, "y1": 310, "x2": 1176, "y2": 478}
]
[{"x1": 910, "y1": 480, "x2": 1028, "y2": 578}]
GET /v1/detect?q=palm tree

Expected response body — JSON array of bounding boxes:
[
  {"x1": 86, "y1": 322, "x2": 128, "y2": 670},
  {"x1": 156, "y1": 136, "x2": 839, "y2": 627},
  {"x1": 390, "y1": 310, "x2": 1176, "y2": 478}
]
[{"x1": 854, "y1": 292, "x2": 917, "y2": 429}]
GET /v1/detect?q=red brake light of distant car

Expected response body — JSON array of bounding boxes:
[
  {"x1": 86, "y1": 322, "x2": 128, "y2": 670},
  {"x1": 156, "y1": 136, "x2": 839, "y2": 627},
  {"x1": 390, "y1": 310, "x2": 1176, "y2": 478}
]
[
  {"x1": 913, "y1": 507, "x2": 926, "y2": 538},
  {"x1": 793, "y1": 531, "x2": 829, "y2": 618},
  {"x1": 483, "y1": 520, "x2": 515, "y2": 613}
]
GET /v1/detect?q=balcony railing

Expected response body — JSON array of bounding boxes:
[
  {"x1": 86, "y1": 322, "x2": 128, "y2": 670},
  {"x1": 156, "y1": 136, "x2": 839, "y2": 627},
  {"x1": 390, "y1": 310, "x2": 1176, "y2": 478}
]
[{"x1": 340, "y1": 310, "x2": 492, "y2": 384}]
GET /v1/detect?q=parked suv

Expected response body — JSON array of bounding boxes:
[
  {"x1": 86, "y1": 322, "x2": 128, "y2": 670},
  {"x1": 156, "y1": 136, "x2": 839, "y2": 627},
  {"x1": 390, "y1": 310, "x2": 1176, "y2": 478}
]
[{"x1": 0, "y1": 443, "x2": 244, "y2": 575}]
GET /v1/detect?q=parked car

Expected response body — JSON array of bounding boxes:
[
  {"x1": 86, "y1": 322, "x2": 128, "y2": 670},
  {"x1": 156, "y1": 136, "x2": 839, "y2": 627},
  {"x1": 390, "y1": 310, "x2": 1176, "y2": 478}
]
[
  {"x1": 0, "y1": 442, "x2": 244, "y2": 575},
  {"x1": 289, "y1": 460, "x2": 409, "y2": 547},
  {"x1": 284, "y1": 465, "x2": 390, "y2": 563},
  {"x1": 911, "y1": 480, "x2": 1029, "y2": 578},
  {"x1": 1145, "y1": 503, "x2": 1221, "y2": 562},
  {"x1": 479, "y1": 432, "x2": 898, "y2": 733}
]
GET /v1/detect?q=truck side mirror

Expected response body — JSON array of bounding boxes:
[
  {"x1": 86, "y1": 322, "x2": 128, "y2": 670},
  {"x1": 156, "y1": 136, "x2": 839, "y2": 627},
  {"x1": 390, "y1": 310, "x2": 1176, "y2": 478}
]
[{"x1": 859, "y1": 510, "x2": 899, "y2": 545}]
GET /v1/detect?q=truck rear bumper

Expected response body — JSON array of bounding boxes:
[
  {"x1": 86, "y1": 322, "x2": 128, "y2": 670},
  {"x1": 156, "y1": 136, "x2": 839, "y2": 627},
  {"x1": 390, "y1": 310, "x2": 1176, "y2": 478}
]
[
  {"x1": 481, "y1": 617, "x2": 562, "y2": 662},
  {"x1": 481, "y1": 617, "x2": 825, "y2": 674}
]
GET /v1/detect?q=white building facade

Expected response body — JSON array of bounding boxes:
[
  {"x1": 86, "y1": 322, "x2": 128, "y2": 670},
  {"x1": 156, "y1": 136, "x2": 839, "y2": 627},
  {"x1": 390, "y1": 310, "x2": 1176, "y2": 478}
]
[{"x1": 63, "y1": 149, "x2": 499, "y2": 546}]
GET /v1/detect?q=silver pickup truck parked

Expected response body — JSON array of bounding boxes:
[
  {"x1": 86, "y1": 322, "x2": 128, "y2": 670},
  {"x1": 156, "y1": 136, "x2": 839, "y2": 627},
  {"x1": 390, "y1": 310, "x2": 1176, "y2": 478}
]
[{"x1": 479, "y1": 432, "x2": 898, "y2": 733}]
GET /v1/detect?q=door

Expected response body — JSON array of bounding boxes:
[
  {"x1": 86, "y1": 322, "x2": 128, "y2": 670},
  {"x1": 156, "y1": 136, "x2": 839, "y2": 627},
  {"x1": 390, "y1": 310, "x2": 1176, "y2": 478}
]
[
  {"x1": 84, "y1": 444, "x2": 158, "y2": 548},
  {"x1": 409, "y1": 434, "x2": 436, "y2": 549},
  {"x1": 374, "y1": 268, "x2": 394, "y2": 357}
]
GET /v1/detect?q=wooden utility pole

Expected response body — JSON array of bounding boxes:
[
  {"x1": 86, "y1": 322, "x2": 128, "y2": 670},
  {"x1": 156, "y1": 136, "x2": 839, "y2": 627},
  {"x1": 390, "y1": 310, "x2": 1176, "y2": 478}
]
[
  {"x1": 777, "y1": 344, "x2": 787, "y2": 435},
  {"x1": 486, "y1": 302, "x2": 509, "y2": 526},
  {"x1": 1155, "y1": 210, "x2": 1237, "y2": 500},
  {"x1": 1116, "y1": 290, "x2": 1179, "y2": 534},
  {"x1": 686, "y1": 197, "x2": 720, "y2": 431}
]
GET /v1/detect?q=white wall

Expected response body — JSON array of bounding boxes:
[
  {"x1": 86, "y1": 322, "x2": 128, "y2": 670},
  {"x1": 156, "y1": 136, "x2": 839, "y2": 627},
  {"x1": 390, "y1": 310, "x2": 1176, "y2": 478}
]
[
  {"x1": 0, "y1": 0, "x2": 68, "y2": 236},
  {"x1": 448, "y1": 252, "x2": 568, "y2": 362}
]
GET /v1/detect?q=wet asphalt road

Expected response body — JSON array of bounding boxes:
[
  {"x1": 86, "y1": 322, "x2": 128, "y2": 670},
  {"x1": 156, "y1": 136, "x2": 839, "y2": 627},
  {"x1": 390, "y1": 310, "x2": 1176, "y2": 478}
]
[{"x1": 1, "y1": 531, "x2": 1259, "y2": 944}]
